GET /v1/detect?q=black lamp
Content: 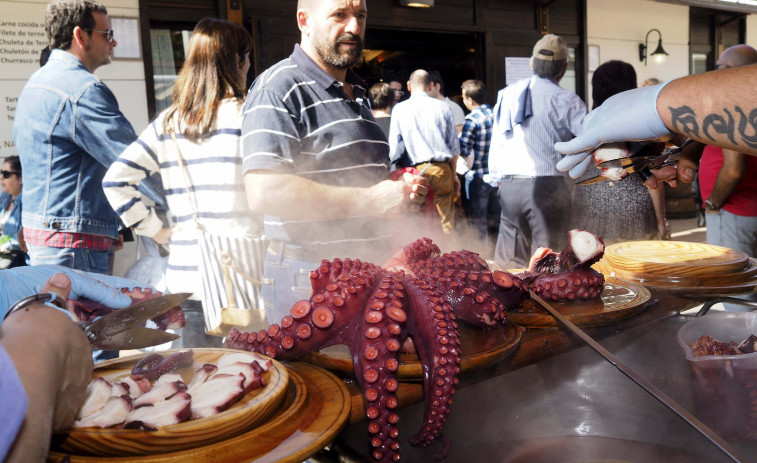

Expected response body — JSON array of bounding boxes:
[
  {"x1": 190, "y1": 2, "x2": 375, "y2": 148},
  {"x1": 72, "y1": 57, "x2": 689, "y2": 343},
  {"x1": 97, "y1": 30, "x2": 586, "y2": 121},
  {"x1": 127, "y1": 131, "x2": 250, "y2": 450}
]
[{"x1": 639, "y1": 28, "x2": 669, "y2": 65}]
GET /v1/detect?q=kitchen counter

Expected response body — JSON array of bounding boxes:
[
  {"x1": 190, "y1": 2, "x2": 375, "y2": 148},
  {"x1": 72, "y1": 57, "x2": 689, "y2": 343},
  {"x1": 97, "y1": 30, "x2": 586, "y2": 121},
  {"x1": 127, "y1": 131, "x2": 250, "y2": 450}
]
[{"x1": 334, "y1": 293, "x2": 757, "y2": 462}]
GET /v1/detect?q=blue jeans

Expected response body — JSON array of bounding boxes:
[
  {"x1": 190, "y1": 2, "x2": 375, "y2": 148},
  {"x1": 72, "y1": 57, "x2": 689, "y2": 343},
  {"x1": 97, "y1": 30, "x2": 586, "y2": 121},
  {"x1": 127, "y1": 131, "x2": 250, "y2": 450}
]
[
  {"x1": 27, "y1": 245, "x2": 112, "y2": 275},
  {"x1": 28, "y1": 244, "x2": 116, "y2": 361},
  {"x1": 706, "y1": 209, "x2": 757, "y2": 311}
]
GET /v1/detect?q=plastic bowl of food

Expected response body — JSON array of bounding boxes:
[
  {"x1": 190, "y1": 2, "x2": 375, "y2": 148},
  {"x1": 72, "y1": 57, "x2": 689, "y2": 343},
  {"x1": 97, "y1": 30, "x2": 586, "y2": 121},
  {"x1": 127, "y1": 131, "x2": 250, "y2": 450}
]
[{"x1": 677, "y1": 312, "x2": 757, "y2": 441}]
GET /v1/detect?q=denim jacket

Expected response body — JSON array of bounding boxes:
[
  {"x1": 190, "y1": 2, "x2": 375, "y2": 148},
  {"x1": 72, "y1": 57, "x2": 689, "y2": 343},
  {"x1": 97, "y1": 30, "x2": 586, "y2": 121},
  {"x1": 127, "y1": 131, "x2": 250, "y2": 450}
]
[{"x1": 12, "y1": 50, "x2": 165, "y2": 239}]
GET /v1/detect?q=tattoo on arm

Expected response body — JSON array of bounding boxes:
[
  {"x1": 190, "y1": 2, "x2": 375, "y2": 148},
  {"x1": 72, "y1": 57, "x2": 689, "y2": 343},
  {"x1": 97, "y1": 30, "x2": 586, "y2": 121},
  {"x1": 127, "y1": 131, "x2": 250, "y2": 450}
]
[
  {"x1": 669, "y1": 105, "x2": 757, "y2": 149},
  {"x1": 669, "y1": 105, "x2": 700, "y2": 139}
]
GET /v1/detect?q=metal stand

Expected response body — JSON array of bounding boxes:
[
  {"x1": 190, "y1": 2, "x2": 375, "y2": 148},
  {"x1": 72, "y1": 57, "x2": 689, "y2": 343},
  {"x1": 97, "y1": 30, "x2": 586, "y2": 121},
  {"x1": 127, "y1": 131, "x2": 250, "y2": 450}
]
[{"x1": 696, "y1": 297, "x2": 757, "y2": 316}]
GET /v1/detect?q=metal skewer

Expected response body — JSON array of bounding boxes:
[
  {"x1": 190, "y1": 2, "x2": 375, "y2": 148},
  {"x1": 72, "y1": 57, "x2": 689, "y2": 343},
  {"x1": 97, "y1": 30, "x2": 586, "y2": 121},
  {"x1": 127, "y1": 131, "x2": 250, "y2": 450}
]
[
  {"x1": 529, "y1": 290, "x2": 748, "y2": 463},
  {"x1": 417, "y1": 162, "x2": 430, "y2": 177}
]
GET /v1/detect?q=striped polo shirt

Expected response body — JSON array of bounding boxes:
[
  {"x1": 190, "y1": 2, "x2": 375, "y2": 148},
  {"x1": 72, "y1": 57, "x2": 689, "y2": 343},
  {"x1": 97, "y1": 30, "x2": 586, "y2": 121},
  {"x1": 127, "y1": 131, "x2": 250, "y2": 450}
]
[{"x1": 241, "y1": 44, "x2": 392, "y2": 257}]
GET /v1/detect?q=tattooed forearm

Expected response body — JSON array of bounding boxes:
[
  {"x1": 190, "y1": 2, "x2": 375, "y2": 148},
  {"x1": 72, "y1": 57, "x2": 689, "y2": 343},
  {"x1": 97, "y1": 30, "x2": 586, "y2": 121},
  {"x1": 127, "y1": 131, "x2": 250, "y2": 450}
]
[
  {"x1": 703, "y1": 108, "x2": 735, "y2": 145},
  {"x1": 735, "y1": 107, "x2": 757, "y2": 149},
  {"x1": 669, "y1": 104, "x2": 757, "y2": 150},
  {"x1": 669, "y1": 105, "x2": 699, "y2": 138}
]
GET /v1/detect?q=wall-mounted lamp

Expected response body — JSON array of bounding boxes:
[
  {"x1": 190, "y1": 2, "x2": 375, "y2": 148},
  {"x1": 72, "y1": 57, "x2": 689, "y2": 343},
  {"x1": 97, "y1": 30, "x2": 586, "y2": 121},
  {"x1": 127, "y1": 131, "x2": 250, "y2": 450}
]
[
  {"x1": 399, "y1": 0, "x2": 434, "y2": 7},
  {"x1": 639, "y1": 29, "x2": 669, "y2": 65}
]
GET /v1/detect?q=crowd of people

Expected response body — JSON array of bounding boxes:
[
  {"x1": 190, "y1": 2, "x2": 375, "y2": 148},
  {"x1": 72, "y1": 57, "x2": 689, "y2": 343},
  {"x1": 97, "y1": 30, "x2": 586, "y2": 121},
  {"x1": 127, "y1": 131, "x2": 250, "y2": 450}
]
[{"x1": 3, "y1": 0, "x2": 757, "y2": 460}]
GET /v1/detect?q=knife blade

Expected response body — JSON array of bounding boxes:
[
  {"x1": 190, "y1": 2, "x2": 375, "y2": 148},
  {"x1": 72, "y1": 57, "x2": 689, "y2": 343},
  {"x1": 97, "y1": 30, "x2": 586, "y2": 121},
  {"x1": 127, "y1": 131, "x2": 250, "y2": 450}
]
[
  {"x1": 91, "y1": 325, "x2": 180, "y2": 349},
  {"x1": 81, "y1": 292, "x2": 190, "y2": 345}
]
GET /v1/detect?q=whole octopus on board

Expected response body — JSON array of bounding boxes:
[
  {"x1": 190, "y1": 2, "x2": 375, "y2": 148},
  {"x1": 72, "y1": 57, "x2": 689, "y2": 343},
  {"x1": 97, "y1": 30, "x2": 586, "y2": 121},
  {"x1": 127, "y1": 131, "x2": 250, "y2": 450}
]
[{"x1": 225, "y1": 229, "x2": 605, "y2": 462}]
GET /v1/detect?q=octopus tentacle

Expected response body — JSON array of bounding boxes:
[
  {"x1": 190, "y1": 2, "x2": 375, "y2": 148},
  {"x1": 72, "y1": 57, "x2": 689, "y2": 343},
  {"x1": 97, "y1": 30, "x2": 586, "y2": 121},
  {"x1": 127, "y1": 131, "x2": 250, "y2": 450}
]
[
  {"x1": 401, "y1": 276, "x2": 460, "y2": 457},
  {"x1": 226, "y1": 263, "x2": 380, "y2": 358},
  {"x1": 382, "y1": 237, "x2": 441, "y2": 274},
  {"x1": 352, "y1": 274, "x2": 407, "y2": 463},
  {"x1": 520, "y1": 229, "x2": 606, "y2": 301},
  {"x1": 529, "y1": 267, "x2": 605, "y2": 301},
  {"x1": 407, "y1": 250, "x2": 489, "y2": 276}
]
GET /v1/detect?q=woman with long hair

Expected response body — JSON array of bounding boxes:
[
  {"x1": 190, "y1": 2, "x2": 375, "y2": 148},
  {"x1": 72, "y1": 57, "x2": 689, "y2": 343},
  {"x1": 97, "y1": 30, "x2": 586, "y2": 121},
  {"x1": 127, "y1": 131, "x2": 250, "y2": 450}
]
[{"x1": 103, "y1": 17, "x2": 261, "y2": 347}]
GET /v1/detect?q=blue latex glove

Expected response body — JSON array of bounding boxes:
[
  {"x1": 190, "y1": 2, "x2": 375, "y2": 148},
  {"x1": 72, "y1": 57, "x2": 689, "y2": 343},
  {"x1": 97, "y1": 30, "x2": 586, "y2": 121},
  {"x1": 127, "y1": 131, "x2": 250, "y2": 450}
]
[
  {"x1": 555, "y1": 82, "x2": 672, "y2": 178},
  {"x1": 0, "y1": 265, "x2": 147, "y2": 320}
]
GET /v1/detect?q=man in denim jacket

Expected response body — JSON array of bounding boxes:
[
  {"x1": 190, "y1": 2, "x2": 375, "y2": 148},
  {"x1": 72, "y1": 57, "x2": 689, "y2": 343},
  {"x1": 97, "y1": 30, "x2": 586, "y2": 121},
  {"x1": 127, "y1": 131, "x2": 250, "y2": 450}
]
[{"x1": 13, "y1": 0, "x2": 164, "y2": 279}]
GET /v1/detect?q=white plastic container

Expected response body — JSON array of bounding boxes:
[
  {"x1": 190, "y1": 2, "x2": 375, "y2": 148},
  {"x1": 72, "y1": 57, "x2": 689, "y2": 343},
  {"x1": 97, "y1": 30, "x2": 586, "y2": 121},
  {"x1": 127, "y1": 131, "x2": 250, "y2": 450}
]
[{"x1": 677, "y1": 312, "x2": 757, "y2": 440}]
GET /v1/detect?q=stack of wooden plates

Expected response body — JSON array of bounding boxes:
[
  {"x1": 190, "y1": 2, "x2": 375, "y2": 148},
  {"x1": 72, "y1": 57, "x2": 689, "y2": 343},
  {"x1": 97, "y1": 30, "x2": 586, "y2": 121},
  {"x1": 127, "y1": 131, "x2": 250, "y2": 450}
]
[
  {"x1": 49, "y1": 349, "x2": 351, "y2": 463},
  {"x1": 595, "y1": 240, "x2": 757, "y2": 294}
]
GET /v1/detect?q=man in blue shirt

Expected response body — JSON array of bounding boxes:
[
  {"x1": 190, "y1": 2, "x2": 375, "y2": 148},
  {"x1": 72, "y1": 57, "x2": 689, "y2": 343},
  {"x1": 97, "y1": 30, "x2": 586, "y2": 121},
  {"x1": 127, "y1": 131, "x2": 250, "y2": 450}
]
[
  {"x1": 389, "y1": 69, "x2": 460, "y2": 236},
  {"x1": 459, "y1": 79, "x2": 499, "y2": 254},
  {"x1": 13, "y1": 0, "x2": 164, "y2": 277}
]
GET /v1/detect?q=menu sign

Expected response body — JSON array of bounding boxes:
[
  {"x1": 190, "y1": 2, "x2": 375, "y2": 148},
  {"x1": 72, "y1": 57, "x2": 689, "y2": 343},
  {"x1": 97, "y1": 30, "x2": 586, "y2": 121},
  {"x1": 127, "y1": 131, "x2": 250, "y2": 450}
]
[{"x1": 0, "y1": 0, "x2": 47, "y2": 158}]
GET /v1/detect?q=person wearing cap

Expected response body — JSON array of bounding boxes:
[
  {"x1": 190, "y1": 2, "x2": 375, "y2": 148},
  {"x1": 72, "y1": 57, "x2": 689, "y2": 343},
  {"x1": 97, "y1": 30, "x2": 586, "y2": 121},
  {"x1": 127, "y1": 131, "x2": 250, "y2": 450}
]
[{"x1": 487, "y1": 34, "x2": 587, "y2": 269}]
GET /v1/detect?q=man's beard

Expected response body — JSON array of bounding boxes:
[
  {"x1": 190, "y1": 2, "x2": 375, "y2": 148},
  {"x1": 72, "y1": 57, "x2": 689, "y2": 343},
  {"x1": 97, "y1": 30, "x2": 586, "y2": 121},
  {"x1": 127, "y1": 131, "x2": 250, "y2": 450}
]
[{"x1": 314, "y1": 33, "x2": 363, "y2": 69}]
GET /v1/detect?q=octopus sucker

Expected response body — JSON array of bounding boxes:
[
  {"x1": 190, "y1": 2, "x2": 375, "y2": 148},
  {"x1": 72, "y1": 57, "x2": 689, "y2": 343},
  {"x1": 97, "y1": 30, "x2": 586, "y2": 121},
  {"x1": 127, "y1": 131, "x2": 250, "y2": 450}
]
[{"x1": 225, "y1": 232, "x2": 606, "y2": 462}]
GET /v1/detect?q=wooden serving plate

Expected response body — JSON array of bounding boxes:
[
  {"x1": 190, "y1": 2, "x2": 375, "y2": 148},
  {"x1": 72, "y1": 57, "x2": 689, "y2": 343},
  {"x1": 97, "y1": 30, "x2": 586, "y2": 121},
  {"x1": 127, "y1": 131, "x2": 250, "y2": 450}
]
[
  {"x1": 597, "y1": 254, "x2": 757, "y2": 295},
  {"x1": 53, "y1": 349, "x2": 288, "y2": 457},
  {"x1": 507, "y1": 276, "x2": 651, "y2": 328},
  {"x1": 303, "y1": 322, "x2": 523, "y2": 380},
  {"x1": 49, "y1": 362, "x2": 350, "y2": 463},
  {"x1": 603, "y1": 241, "x2": 749, "y2": 277}
]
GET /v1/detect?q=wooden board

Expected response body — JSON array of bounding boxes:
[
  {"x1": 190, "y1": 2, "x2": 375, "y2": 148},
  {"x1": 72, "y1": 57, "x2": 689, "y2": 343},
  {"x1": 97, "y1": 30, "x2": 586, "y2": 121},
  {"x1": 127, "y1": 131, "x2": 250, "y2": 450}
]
[
  {"x1": 596, "y1": 256, "x2": 757, "y2": 296},
  {"x1": 303, "y1": 322, "x2": 523, "y2": 380},
  {"x1": 506, "y1": 277, "x2": 651, "y2": 329},
  {"x1": 603, "y1": 241, "x2": 749, "y2": 277},
  {"x1": 54, "y1": 349, "x2": 289, "y2": 457},
  {"x1": 48, "y1": 362, "x2": 350, "y2": 463}
]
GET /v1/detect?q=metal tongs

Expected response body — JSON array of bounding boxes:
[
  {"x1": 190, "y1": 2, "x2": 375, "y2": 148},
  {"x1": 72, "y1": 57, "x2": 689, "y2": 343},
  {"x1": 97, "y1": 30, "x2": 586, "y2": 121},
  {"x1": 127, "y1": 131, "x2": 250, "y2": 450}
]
[
  {"x1": 577, "y1": 139, "x2": 691, "y2": 186},
  {"x1": 77, "y1": 292, "x2": 190, "y2": 349}
]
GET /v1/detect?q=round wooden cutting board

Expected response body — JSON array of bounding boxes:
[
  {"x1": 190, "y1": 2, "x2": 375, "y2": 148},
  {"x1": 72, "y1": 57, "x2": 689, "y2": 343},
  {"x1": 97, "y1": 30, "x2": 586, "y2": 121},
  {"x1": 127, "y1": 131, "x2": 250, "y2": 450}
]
[
  {"x1": 603, "y1": 241, "x2": 749, "y2": 277},
  {"x1": 304, "y1": 322, "x2": 523, "y2": 379},
  {"x1": 54, "y1": 349, "x2": 288, "y2": 457}
]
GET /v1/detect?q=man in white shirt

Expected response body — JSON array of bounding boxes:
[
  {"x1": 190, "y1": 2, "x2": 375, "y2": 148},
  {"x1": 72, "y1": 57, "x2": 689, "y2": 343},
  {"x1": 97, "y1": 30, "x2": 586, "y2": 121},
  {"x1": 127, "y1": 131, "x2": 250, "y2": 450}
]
[
  {"x1": 488, "y1": 34, "x2": 587, "y2": 268},
  {"x1": 389, "y1": 69, "x2": 460, "y2": 235}
]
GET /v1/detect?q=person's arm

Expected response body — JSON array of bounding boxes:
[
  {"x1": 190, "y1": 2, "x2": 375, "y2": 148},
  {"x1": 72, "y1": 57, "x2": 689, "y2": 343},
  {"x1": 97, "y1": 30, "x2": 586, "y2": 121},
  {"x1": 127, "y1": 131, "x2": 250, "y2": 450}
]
[
  {"x1": 704, "y1": 149, "x2": 746, "y2": 212},
  {"x1": 555, "y1": 66, "x2": 757, "y2": 186},
  {"x1": 2, "y1": 273, "x2": 93, "y2": 463},
  {"x1": 657, "y1": 66, "x2": 757, "y2": 157},
  {"x1": 647, "y1": 186, "x2": 670, "y2": 239},
  {"x1": 102, "y1": 122, "x2": 166, "y2": 241},
  {"x1": 244, "y1": 171, "x2": 427, "y2": 220}
]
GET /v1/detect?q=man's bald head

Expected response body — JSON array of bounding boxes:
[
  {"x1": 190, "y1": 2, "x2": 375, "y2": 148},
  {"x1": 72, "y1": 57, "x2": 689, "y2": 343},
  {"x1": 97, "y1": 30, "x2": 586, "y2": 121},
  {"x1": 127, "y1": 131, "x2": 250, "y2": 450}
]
[
  {"x1": 408, "y1": 69, "x2": 431, "y2": 92},
  {"x1": 718, "y1": 44, "x2": 757, "y2": 69},
  {"x1": 297, "y1": 0, "x2": 315, "y2": 9}
]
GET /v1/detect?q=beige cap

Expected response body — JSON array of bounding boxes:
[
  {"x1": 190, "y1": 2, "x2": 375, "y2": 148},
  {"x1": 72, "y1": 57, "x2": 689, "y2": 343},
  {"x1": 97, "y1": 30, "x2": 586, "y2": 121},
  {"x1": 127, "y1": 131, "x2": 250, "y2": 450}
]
[{"x1": 532, "y1": 34, "x2": 568, "y2": 61}]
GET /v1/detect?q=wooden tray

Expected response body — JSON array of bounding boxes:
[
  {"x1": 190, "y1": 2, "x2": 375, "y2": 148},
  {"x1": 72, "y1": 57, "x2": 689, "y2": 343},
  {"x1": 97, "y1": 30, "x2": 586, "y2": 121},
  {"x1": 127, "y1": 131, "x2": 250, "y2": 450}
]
[
  {"x1": 48, "y1": 362, "x2": 350, "y2": 463},
  {"x1": 54, "y1": 349, "x2": 289, "y2": 456},
  {"x1": 603, "y1": 241, "x2": 749, "y2": 277},
  {"x1": 596, "y1": 256, "x2": 757, "y2": 295},
  {"x1": 303, "y1": 322, "x2": 523, "y2": 380},
  {"x1": 507, "y1": 276, "x2": 651, "y2": 328}
]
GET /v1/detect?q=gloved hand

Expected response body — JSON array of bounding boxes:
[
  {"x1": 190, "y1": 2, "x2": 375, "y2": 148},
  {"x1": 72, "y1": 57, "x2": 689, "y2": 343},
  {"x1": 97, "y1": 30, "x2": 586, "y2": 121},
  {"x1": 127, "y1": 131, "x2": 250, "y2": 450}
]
[
  {"x1": 555, "y1": 82, "x2": 672, "y2": 178},
  {"x1": 0, "y1": 265, "x2": 146, "y2": 320}
]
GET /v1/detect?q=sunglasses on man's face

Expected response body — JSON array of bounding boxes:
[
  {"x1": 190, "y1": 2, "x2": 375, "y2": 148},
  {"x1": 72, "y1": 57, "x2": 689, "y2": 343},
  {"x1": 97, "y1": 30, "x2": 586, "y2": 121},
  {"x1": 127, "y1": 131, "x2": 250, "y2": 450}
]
[
  {"x1": 1, "y1": 170, "x2": 19, "y2": 179},
  {"x1": 85, "y1": 28, "x2": 114, "y2": 43}
]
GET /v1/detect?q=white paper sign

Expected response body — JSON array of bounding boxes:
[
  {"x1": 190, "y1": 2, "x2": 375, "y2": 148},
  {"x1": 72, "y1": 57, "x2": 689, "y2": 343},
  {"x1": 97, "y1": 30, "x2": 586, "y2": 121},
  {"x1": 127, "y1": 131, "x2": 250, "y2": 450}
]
[
  {"x1": 112, "y1": 17, "x2": 140, "y2": 60},
  {"x1": 505, "y1": 57, "x2": 533, "y2": 86}
]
